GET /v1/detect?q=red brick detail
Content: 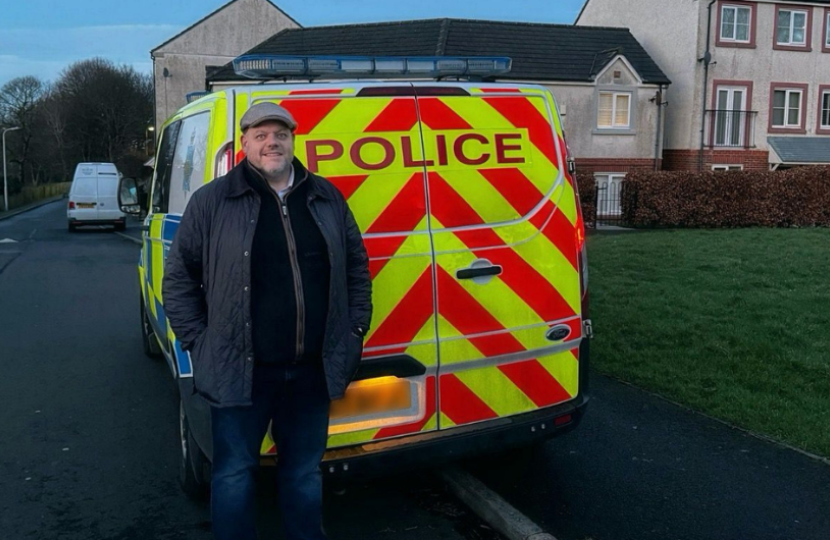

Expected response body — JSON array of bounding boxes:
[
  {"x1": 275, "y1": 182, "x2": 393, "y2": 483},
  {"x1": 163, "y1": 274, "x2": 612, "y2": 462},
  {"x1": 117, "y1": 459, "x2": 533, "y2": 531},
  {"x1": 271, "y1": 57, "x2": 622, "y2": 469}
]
[
  {"x1": 663, "y1": 149, "x2": 769, "y2": 171},
  {"x1": 574, "y1": 158, "x2": 660, "y2": 174}
]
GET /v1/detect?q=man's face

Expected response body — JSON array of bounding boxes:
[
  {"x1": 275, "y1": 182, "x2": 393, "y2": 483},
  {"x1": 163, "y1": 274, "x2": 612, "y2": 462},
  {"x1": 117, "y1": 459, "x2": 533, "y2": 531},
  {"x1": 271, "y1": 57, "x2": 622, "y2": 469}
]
[{"x1": 241, "y1": 120, "x2": 295, "y2": 179}]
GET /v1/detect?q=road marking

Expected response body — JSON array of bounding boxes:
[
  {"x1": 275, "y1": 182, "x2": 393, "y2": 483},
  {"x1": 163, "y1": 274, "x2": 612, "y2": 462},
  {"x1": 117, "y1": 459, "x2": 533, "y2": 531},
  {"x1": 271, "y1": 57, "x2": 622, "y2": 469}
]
[
  {"x1": 0, "y1": 238, "x2": 18, "y2": 243},
  {"x1": 441, "y1": 467, "x2": 558, "y2": 540},
  {"x1": 28, "y1": 229, "x2": 37, "y2": 240}
]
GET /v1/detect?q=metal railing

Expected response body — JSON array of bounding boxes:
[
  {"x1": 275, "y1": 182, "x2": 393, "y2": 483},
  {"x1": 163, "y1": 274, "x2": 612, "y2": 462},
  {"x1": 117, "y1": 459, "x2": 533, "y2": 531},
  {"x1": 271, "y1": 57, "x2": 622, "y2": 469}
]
[
  {"x1": 595, "y1": 179, "x2": 625, "y2": 227},
  {"x1": 704, "y1": 110, "x2": 758, "y2": 148}
]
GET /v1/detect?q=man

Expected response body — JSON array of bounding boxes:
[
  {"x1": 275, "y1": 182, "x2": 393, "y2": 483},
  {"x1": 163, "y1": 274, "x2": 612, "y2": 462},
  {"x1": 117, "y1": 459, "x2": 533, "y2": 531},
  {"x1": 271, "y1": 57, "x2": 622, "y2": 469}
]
[{"x1": 162, "y1": 102, "x2": 372, "y2": 540}]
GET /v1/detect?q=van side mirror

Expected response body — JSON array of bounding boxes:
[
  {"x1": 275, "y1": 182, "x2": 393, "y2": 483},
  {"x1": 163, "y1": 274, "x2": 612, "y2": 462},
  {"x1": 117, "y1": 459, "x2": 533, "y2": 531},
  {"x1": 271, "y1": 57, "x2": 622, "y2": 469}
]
[{"x1": 118, "y1": 177, "x2": 142, "y2": 215}]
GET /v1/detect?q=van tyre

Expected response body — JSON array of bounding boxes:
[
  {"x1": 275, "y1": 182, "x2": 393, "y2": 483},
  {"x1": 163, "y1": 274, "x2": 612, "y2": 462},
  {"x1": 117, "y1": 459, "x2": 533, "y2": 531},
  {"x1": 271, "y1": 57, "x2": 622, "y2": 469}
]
[
  {"x1": 115, "y1": 222, "x2": 126, "y2": 232},
  {"x1": 68, "y1": 222, "x2": 76, "y2": 232},
  {"x1": 179, "y1": 398, "x2": 211, "y2": 500},
  {"x1": 140, "y1": 298, "x2": 163, "y2": 359}
]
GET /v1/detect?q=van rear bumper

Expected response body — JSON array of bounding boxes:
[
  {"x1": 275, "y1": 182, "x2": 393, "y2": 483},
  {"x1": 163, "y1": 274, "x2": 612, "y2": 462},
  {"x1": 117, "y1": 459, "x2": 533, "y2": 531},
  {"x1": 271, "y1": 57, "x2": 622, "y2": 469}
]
[
  {"x1": 265, "y1": 394, "x2": 588, "y2": 479},
  {"x1": 68, "y1": 217, "x2": 126, "y2": 226}
]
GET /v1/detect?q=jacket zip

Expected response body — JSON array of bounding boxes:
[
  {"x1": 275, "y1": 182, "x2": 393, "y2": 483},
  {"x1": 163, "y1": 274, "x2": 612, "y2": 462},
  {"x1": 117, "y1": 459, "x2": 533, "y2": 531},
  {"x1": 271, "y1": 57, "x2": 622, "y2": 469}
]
[{"x1": 275, "y1": 189, "x2": 305, "y2": 361}]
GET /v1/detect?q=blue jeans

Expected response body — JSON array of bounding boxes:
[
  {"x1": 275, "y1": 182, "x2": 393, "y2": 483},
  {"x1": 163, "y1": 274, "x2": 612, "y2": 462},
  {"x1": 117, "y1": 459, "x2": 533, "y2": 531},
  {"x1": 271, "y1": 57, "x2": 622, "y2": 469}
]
[{"x1": 210, "y1": 363, "x2": 330, "y2": 540}]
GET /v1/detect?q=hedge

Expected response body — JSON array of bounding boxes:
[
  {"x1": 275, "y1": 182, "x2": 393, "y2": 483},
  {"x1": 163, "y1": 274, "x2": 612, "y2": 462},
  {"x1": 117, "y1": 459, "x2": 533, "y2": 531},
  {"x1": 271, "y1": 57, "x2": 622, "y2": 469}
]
[
  {"x1": 622, "y1": 167, "x2": 830, "y2": 228},
  {"x1": 5, "y1": 182, "x2": 71, "y2": 212},
  {"x1": 575, "y1": 172, "x2": 597, "y2": 229}
]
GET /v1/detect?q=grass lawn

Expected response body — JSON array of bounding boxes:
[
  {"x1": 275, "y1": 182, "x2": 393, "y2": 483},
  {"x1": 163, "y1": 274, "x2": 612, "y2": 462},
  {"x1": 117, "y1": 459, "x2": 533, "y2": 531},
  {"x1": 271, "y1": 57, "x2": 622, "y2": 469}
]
[{"x1": 587, "y1": 228, "x2": 830, "y2": 458}]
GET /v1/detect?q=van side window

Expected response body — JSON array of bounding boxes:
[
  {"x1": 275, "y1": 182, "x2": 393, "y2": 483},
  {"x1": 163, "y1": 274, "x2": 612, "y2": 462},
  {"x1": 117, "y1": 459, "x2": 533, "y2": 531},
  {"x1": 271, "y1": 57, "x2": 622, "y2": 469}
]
[
  {"x1": 168, "y1": 112, "x2": 210, "y2": 215},
  {"x1": 151, "y1": 121, "x2": 182, "y2": 214}
]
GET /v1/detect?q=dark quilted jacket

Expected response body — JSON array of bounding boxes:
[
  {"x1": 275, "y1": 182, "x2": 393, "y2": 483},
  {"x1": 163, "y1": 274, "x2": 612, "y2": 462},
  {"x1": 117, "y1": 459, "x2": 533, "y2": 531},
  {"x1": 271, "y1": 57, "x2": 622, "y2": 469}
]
[{"x1": 162, "y1": 158, "x2": 372, "y2": 407}]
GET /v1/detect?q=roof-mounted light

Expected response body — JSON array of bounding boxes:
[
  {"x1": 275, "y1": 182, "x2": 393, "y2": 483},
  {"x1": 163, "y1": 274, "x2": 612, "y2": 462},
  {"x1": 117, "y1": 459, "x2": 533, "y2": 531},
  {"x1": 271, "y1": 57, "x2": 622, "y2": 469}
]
[
  {"x1": 232, "y1": 55, "x2": 512, "y2": 79},
  {"x1": 186, "y1": 91, "x2": 210, "y2": 103}
]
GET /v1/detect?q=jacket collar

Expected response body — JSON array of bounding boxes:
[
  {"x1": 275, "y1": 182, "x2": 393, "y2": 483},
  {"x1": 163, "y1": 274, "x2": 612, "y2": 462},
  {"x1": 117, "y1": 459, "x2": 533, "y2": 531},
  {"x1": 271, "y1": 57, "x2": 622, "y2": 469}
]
[{"x1": 224, "y1": 157, "x2": 333, "y2": 200}]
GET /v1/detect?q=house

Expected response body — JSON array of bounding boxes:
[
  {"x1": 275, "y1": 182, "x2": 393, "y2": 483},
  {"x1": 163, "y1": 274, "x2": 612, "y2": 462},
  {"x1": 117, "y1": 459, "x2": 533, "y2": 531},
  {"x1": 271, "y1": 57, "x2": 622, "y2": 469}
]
[
  {"x1": 150, "y1": 0, "x2": 300, "y2": 131},
  {"x1": 205, "y1": 18, "x2": 671, "y2": 212},
  {"x1": 577, "y1": 0, "x2": 830, "y2": 171}
]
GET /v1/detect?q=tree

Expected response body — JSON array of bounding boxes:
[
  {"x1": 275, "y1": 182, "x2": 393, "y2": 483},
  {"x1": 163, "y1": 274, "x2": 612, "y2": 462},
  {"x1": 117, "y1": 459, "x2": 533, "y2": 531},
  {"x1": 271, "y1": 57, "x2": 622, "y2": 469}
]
[
  {"x1": 0, "y1": 76, "x2": 45, "y2": 186},
  {"x1": 54, "y1": 58, "x2": 153, "y2": 164}
]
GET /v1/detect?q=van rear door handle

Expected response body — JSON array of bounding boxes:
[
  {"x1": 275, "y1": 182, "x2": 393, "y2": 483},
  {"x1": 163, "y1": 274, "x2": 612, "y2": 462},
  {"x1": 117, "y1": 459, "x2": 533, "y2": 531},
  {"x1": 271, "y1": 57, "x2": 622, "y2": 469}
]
[{"x1": 456, "y1": 265, "x2": 502, "y2": 280}]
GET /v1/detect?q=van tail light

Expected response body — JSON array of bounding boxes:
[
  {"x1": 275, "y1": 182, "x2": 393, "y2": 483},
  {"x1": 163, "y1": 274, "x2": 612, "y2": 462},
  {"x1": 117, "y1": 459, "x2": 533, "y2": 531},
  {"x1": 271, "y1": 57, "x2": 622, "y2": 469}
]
[
  {"x1": 68, "y1": 201, "x2": 75, "y2": 210},
  {"x1": 215, "y1": 144, "x2": 234, "y2": 178}
]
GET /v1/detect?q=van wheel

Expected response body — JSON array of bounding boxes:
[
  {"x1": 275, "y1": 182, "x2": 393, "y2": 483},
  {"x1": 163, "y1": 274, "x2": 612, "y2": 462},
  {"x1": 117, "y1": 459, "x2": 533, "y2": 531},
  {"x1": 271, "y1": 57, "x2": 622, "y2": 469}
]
[
  {"x1": 179, "y1": 397, "x2": 211, "y2": 500},
  {"x1": 68, "y1": 222, "x2": 76, "y2": 232},
  {"x1": 140, "y1": 299, "x2": 163, "y2": 359},
  {"x1": 114, "y1": 223, "x2": 126, "y2": 232}
]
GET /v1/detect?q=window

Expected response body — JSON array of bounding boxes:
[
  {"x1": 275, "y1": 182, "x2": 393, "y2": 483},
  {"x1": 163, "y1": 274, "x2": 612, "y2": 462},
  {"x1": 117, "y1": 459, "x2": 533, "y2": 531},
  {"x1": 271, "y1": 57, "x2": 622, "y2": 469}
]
[
  {"x1": 168, "y1": 112, "x2": 210, "y2": 215},
  {"x1": 598, "y1": 92, "x2": 631, "y2": 129},
  {"x1": 721, "y1": 5, "x2": 752, "y2": 42},
  {"x1": 819, "y1": 88, "x2": 830, "y2": 132},
  {"x1": 714, "y1": 86, "x2": 748, "y2": 146},
  {"x1": 825, "y1": 10, "x2": 830, "y2": 51},
  {"x1": 777, "y1": 9, "x2": 808, "y2": 45},
  {"x1": 712, "y1": 165, "x2": 744, "y2": 171},
  {"x1": 151, "y1": 120, "x2": 182, "y2": 214},
  {"x1": 772, "y1": 89, "x2": 803, "y2": 128}
]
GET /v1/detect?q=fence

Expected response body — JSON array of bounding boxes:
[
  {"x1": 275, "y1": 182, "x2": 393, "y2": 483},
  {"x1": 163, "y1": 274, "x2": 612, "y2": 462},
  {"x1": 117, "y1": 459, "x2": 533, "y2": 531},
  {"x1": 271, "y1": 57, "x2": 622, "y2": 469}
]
[
  {"x1": 595, "y1": 175, "x2": 625, "y2": 227},
  {"x1": 4, "y1": 182, "x2": 71, "y2": 212}
]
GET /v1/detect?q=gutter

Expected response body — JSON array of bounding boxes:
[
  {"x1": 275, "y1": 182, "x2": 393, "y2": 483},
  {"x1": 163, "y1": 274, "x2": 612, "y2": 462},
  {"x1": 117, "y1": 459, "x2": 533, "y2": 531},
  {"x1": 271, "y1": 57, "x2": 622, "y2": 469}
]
[
  {"x1": 654, "y1": 84, "x2": 666, "y2": 170},
  {"x1": 699, "y1": 0, "x2": 718, "y2": 172}
]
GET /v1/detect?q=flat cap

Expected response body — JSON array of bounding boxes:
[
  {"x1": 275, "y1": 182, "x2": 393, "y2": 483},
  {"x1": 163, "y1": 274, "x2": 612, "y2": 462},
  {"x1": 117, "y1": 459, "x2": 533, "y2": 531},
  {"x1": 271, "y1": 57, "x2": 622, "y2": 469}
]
[{"x1": 240, "y1": 102, "x2": 297, "y2": 132}]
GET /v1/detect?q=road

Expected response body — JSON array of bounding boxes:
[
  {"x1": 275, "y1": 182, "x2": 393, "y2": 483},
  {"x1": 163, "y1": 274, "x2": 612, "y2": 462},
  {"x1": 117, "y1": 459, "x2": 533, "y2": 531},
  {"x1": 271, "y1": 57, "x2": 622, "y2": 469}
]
[{"x1": 2, "y1": 200, "x2": 829, "y2": 540}]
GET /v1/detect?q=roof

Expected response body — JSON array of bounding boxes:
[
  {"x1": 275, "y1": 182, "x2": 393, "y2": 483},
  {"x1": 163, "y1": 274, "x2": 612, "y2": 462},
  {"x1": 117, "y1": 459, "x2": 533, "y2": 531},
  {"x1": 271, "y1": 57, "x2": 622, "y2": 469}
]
[
  {"x1": 152, "y1": 0, "x2": 302, "y2": 53},
  {"x1": 768, "y1": 137, "x2": 830, "y2": 164},
  {"x1": 206, "y1": 18, "x2": 671, "y2": 85},
  {"x1": 575, "y1": 0, "x2": 830, "y2": 25}
]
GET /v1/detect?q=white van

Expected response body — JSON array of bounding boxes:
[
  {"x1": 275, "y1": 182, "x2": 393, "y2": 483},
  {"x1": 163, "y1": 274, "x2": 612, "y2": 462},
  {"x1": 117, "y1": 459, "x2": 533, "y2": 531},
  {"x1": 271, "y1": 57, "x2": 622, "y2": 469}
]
[{"x1": 67, "y1": 163, "x2": 127, "y2": 231}]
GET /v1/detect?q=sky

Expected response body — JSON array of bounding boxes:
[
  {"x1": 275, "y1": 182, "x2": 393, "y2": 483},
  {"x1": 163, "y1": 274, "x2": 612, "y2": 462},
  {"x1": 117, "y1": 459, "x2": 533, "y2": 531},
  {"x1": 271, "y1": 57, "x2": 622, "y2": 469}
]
[{"x1": 0, "y1": 0, "x2": 586, "y2": 88}]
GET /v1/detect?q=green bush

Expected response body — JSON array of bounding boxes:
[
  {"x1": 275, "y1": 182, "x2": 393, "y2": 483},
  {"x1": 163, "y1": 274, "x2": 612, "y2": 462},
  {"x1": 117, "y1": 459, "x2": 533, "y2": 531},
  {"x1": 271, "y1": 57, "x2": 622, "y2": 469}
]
[
  {"x1": 575, "y1": 172, "x2": 597, "y2": 228},
  {"x1": 622, "y1": 167, "x2": 830, "y2": 227}
]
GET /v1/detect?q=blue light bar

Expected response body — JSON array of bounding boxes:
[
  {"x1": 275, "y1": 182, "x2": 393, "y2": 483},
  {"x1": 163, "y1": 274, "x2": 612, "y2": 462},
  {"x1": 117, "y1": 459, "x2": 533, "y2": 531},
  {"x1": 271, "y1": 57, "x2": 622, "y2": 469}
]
[
  {"x1": 186, "y1": 91, "x2": 210, "y2": 103},
  {"x1": 232, "y1": 55, "x2": 512, "y2": 79}
]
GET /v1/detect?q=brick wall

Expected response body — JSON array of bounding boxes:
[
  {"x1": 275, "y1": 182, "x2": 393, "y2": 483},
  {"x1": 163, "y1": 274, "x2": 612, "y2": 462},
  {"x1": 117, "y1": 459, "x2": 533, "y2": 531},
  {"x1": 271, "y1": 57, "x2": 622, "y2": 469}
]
[
  {"x1": 663, "y1": 149, "x2": 769, "y2": 171},
  {"x1": 575, "y1": 158, "x2": 660, "y2": 174}
]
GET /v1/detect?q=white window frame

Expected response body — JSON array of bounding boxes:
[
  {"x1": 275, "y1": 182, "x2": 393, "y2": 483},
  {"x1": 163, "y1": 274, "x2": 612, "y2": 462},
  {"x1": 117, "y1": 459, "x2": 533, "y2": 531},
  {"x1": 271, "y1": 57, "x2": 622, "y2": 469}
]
[
  {"x1": 821, "y1": 90, "x2": 830, "y2": 130},
  {"x1": 826, "y1": 12, "x2": 830, "y2": 48},
  {"x1": 777, "y1": 9, "x2": 808, "y2": 46},
  {"x1": 721, "y1": 5, "x2": 752, "y2": 43},
  {"x1": 712, "y1": 164, "x2": 744, "y2": 171},
  {"x1": 772, "y1": 89, "x2": 803, "y2": 128},
  {"x1": 597, "y1": 91, "x2": 631, "y2": 129}
]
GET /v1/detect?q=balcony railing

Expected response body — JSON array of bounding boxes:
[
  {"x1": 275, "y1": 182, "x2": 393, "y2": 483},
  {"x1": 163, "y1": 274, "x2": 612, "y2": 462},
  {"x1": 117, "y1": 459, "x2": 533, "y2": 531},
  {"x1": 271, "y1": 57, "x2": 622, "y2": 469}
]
[{"x1": 704, "y1": 109, "x2": 758, "y2": 149}]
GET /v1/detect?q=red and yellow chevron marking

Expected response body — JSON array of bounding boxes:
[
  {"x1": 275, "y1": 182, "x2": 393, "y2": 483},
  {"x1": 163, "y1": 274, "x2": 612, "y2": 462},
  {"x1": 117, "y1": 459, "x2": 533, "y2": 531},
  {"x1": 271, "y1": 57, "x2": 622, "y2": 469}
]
[{"x1": 235, "y1": 87, "x2": 581, "y2": 453}]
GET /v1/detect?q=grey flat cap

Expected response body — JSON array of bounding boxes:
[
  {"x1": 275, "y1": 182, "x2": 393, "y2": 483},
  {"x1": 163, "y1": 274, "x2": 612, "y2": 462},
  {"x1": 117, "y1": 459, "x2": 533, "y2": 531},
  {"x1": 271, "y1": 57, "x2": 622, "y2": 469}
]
[{"x1": 240, "y1": 102, "x2": 297, "y2": 131}]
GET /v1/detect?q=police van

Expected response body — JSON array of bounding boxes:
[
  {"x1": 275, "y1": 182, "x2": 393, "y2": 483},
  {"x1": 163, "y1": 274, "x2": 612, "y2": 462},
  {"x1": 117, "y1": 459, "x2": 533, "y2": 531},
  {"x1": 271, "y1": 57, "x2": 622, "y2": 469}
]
[{"x1": 119, "y1": 55, "x2": 591, "y2": 497}]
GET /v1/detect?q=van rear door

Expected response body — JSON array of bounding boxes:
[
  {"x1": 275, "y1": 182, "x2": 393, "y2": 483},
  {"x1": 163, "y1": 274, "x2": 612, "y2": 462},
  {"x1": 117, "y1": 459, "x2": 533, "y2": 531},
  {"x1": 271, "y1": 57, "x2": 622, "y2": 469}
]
[
  {"x1": 71, "y1": 171, "x2": 99, "y2": 220},
  {"x1": 96, "y1": 169, "x2": 121, "y2": 221},
  {"x1": 414, "y1": 84, "x2": 583, "y2": 430}
]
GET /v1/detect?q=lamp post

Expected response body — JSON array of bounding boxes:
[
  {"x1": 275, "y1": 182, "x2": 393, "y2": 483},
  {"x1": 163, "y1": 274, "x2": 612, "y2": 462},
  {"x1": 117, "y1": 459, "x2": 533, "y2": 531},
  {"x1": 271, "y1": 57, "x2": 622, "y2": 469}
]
[{"x1": 3, "y1": 126, "x2": 21, "y2": 213}]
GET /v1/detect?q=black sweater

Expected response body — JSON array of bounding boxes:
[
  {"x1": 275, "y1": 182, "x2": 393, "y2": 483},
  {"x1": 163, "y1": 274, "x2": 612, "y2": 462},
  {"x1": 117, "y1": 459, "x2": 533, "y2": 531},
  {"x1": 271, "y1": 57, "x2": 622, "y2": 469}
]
[{"x1": 245, "y1": 162, "x2": 330, "y2": 365}]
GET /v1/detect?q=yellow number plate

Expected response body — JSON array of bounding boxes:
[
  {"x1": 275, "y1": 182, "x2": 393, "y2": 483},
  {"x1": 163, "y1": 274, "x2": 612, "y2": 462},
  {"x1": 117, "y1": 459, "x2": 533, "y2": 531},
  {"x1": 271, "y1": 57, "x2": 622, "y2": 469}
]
[{"x1": 330, "y1": 377, "x2": 411, "y2": 420}]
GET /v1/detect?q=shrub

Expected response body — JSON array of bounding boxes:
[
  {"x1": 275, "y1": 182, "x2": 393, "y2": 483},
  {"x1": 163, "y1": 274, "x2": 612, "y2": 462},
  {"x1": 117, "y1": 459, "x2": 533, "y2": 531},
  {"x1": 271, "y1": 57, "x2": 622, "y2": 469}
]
[
  {"x1": 622, "y1": 167, "x2": 830, "y2": 227},
  {"x1": 575, "y1": 172, "x2": 597, "y2": 228}
]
